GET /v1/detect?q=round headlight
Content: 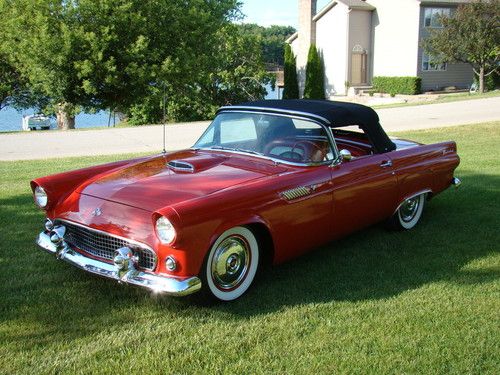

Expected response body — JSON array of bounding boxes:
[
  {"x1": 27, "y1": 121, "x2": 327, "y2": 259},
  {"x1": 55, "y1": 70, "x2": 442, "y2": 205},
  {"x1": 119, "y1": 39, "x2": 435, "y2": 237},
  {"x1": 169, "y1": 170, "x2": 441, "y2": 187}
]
[
  {"x1": 155, "y1": 216, "x2": 176, "y2": 244},
  {"x1": 34, "y1": 186, "x2": 48, "y2": 208}
]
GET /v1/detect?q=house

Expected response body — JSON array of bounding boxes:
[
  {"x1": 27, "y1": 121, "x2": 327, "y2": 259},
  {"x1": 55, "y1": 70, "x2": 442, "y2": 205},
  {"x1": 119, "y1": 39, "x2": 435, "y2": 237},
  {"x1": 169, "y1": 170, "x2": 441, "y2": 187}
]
[{"x1": 287, "y1": 0, "x2": 475, "y2": 97}]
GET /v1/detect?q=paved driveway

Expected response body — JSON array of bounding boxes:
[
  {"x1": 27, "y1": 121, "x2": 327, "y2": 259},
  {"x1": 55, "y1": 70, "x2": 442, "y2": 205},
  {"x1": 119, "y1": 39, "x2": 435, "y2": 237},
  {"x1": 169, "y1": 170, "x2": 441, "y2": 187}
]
[{"x1": 1, "y1": 97, "x2": 499, "y2": 161}]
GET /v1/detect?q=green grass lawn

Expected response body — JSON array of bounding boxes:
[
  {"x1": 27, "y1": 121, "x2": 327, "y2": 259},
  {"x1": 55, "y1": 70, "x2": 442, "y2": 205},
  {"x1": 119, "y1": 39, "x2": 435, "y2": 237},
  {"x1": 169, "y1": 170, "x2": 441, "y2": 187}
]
[
  {"x1": 371, "y1": 90, "x2": 500, "y2": 109},
  {"x1": 0, "y1": 123, "x2": 499, "y2": 374}
]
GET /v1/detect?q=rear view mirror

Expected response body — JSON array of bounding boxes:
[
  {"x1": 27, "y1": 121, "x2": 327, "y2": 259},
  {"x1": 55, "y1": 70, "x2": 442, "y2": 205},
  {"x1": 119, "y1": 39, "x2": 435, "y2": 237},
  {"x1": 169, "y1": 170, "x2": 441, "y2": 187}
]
[{"x1": 339, "y1": 149, "x2": 352, "y2": 162}]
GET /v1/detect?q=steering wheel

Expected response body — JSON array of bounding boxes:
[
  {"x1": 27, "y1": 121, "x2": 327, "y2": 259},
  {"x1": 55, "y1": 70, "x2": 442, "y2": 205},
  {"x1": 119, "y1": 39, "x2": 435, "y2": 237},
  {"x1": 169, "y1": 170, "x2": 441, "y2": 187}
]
[
  {"x1": 278, "y1": 149, "x2": 303, "y2": 161},
  {"x1": 290, "y1": 140, "x2": 326, "y2": 162}
]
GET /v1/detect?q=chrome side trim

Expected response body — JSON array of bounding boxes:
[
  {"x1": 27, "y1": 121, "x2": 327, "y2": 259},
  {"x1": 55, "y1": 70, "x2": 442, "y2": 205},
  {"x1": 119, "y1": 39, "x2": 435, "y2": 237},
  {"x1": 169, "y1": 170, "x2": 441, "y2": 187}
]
[
  {"x1": 36, "y1": 231, "x2": 201, "y2": 296},
  {"x1": 280, "y1": 186, "x2": 313, "y2": 201},
  {"x1": 393, "y1": 190, "x2": 432, "y2": 215},
  {"x1": 218, "y1": 106, "x2": 332, "y2": 124}
]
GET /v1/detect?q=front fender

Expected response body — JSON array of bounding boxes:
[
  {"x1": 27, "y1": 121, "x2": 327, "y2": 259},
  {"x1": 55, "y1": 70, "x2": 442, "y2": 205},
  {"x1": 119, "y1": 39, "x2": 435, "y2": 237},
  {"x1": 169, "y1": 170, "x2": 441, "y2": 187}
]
[{"x1": 31, "y1": 156, "x2": 149, "y2": 213}]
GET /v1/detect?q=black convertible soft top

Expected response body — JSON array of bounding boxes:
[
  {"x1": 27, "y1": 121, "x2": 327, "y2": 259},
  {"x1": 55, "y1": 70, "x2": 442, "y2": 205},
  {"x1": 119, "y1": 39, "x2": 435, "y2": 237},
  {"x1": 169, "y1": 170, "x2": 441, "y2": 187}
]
[{"x1": 218, "y1": 99, "x2": 396, "y2": 153}]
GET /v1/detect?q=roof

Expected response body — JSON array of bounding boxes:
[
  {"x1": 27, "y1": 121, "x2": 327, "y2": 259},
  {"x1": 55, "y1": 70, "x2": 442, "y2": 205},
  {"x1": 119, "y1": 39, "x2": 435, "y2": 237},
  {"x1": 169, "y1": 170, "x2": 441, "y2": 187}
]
[
  {"x1": 419, "y1": 0, "x2": 473, "y2": 4},
  {"x1": 313, "y1": 1, "x2": 375, "y2": 22},
  {"x1": 285, "y1": 32, "x2": 298, "y2": 44},
  {"x1": 337, "y1": 0, "x2": 375, "y2": 10},
  {"x1": 218, "y1": 100, "x2": 396, "y2": 153}
]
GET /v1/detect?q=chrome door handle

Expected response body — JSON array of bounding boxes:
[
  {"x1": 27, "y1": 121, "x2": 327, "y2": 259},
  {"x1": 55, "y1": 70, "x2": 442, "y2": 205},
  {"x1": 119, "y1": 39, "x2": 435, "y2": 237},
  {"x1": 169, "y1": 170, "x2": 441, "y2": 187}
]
[{"x1": 380, "y1": 160, "x2": 392, "y2": 168}]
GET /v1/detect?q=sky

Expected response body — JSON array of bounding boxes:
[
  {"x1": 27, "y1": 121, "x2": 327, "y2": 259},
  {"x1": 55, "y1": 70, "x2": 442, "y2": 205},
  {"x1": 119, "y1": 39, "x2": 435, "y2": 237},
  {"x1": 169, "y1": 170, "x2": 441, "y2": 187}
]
[{"x1": 241, "y1": 0, "x2": 331, "y2": 28}]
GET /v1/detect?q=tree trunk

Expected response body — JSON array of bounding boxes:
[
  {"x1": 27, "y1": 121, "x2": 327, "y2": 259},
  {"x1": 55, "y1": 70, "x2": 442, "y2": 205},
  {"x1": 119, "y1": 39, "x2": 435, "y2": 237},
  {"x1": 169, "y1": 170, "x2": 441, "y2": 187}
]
[
  {"x1": 56, "y1": 102, "x2": 75, "y2": 130},
  {"x1": 479, "y1": 66, "x2": 485, "y2": 94}
]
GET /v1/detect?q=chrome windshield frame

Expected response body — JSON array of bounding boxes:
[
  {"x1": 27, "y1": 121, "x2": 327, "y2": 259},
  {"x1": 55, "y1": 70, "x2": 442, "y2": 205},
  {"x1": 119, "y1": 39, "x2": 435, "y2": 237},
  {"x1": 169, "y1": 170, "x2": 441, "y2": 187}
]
[{"x1": 192, "y1": 110, "x2": 340, "y2": 167}]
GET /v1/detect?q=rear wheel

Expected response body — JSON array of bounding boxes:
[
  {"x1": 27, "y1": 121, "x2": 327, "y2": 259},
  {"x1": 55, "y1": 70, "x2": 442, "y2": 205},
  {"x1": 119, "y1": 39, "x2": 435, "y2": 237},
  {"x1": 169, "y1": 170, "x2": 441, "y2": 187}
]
[
  {"x1": 390, "y1": 193, "x2": 426, "y2": 230},
  {"x1": 202, "y1": 226, "x2": 259, "y2": 301}
]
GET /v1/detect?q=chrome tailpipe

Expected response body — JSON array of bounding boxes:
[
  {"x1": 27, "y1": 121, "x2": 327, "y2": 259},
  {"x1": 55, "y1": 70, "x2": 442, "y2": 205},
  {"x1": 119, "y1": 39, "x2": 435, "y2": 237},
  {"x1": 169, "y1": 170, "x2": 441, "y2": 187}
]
[{"x1": 452, "y1": 177, "x2": 462, "y2": 189}]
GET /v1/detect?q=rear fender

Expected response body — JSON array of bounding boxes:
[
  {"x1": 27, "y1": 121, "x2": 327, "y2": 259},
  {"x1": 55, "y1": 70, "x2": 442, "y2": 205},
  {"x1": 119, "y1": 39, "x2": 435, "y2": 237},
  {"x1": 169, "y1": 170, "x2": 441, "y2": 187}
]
[{"x1": 389, "y1": 141, "x2": 459, "y2": 204}]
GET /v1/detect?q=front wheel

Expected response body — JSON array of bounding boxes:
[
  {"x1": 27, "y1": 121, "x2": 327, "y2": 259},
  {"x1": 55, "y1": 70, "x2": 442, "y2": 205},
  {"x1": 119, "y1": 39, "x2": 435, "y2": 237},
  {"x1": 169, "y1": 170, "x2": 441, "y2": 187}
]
[
  {"x1": 390, "y1": 193, "x2": 426, "y2": 230},
  {"x1": 202, "y1": 226, "x2": 259, "y2": 301}
]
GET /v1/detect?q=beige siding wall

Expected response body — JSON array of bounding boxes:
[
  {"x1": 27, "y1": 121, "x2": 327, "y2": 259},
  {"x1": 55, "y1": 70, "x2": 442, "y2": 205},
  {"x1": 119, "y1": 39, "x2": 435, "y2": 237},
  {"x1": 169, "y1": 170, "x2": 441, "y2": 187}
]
[
  {"x1": 347, "y1": 10, "x2": 372, "y2": 85},
  {"x1": 316, "y1": 3, "x2": 349, "y2": 96},
  {"x1": 417, "y1": 5, "x2": 474, "y2": 91},
  {"x1": 296, "y1": 0, "x2": 317, "y2": 96},
  {"x1": 369, "y1": 0, "x2": 420, "y2": 77}
]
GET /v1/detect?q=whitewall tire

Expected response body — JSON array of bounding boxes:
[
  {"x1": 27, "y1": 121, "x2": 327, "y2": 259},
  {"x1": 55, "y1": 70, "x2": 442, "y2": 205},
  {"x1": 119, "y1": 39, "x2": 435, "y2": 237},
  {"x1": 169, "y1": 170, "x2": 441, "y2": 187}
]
[
  {"x1": 393, "y1": 193, "x2": 426, "y2": 230},
  {"x1": 203, "y1": 226, "x2": 259, "y2": 301}
]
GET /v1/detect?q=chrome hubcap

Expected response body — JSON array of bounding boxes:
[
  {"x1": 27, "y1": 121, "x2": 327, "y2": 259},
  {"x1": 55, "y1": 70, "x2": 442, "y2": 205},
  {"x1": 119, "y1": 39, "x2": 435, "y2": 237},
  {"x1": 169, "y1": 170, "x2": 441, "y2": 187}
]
[
  {"x1": 211, "y1": 236, "x2": 250, "y2": 290},
  {"x1": 400, "y1": 197, "x2": 419, "y2": 222}
]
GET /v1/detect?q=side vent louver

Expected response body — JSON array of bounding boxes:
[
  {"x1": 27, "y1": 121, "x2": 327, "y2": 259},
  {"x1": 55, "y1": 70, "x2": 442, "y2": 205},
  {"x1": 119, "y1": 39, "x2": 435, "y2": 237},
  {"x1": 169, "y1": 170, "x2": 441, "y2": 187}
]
[
  {"x1": 280, "y1": 186, "x2": 312, "y2": 201},
  {"x1": 167, "y1": 160, "x2": 195, "y2": 173}
]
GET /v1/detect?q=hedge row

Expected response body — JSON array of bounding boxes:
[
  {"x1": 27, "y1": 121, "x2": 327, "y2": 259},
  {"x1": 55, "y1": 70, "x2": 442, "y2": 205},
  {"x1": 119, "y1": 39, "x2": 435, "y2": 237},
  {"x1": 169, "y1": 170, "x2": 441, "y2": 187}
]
[{"x1": 372, "y1": 76, "x2": 422, "y2": 95}]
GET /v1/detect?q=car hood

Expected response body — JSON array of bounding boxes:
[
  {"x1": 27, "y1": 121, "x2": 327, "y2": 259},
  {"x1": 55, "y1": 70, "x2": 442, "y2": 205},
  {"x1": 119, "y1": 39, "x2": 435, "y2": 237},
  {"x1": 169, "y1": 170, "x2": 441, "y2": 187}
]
[{"x1": 77, "y1": 150, "x2": 286, "y2": 212}]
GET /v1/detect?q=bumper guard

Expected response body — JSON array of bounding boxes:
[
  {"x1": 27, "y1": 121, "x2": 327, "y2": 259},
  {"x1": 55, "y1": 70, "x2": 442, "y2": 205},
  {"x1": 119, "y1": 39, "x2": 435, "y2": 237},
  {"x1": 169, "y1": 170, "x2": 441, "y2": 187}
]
[{"x1": 36, "y1": 231, "x2": 201, "y2": 296}]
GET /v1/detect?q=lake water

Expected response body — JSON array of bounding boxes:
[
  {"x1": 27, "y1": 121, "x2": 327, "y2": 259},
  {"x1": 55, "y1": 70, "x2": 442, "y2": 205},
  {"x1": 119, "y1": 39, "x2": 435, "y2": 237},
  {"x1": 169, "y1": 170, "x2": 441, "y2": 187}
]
[
  {"x1": 0, "y1": 85, "x2": 279, "y2": 132},
  {"x1": 0, "y1": 107, "x2": 113, "y2": 132}
]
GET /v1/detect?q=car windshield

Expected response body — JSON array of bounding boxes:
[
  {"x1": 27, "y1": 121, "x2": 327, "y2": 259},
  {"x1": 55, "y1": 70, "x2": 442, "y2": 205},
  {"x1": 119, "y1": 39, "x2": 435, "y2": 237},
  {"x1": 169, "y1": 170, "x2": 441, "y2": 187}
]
[{"x1": 193, "y1": 112, "x2": 335, "y2": 164}]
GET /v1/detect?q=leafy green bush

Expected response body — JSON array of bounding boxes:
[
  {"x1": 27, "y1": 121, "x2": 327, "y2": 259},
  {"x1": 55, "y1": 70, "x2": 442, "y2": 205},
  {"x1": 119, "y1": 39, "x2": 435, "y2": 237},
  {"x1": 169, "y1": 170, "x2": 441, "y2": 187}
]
[
  {"x1": 473, "y1": 72, "x2": 499, "y2": 91},
  {"x1": 372, "y1": 76, "x2": 422, "y2": 95}
]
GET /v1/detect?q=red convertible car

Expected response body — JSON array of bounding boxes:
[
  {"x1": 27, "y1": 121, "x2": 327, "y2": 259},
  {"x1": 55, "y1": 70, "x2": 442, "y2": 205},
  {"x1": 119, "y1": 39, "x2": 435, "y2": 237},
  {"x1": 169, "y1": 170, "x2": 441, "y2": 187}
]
[{"x1": 32, "y1": 100, "x2": 461, "y2": 301}]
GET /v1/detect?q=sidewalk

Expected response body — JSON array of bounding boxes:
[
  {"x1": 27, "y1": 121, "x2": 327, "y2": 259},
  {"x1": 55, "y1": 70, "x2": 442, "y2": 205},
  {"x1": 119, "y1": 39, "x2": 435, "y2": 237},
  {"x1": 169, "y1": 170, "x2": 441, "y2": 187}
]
[{"x1": 1, "y1": 97, "x2": 499, "y2": 161}]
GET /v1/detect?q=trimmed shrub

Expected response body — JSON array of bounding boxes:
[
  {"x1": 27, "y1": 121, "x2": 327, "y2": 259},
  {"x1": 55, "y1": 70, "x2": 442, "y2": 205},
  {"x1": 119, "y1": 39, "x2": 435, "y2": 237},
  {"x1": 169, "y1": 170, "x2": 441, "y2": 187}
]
[
  {"x1": 473, "y1": 72, "x2": 499, "y2": 92},
  {"x1": 372, "y1": 76, "x2": 422, "y2": 95},
  {"x1": 283, "y1": 44, "x2": 299, "y2": 99},
  {"x1": 303, "y1": 44, "x2": 325, "y2": 99}
]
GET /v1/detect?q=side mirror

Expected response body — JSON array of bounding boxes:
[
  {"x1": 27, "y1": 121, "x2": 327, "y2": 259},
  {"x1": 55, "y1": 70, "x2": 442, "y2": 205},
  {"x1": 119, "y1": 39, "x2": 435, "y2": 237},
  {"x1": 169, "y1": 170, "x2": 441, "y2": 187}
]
[{"x1": 339, "y1": 149, "x2": 352, "y2": 162}]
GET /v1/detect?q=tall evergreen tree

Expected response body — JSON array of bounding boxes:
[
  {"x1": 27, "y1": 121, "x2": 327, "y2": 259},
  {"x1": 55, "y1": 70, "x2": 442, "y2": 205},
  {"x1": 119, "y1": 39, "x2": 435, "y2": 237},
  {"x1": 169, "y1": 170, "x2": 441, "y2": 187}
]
[
  {"x1": 283, "y1": 44, "x2": 299, "y2": 99},
  {"x1": 303, "y1": 44, "x2": 325, "y2": 100}
]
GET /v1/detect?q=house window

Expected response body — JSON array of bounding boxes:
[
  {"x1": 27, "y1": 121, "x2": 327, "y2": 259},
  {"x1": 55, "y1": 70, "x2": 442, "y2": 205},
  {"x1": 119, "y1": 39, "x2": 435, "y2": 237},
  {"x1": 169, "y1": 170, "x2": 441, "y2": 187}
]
[
  {"x1": 424, "y1": 8, "x2": 451, "y2": 28},
  {"x1": 422, "y1": 53, "x2": 447, "y2": 71}
]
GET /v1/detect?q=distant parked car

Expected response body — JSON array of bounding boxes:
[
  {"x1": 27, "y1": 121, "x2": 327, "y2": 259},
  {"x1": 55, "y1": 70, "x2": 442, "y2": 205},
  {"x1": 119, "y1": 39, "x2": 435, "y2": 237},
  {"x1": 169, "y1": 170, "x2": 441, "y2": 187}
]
[
  {"x1": 22, "y1": 114, "x2": 52, "y2": 131},
  {"x1": 32, "y1": 100, "x2": 461, "y2": 301}
]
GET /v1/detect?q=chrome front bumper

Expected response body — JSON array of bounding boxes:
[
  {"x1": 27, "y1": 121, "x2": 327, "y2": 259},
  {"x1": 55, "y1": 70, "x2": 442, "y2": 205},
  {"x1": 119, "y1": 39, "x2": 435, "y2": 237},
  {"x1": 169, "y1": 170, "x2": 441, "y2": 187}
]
[{"x1": 36, "y1": 231, "x2": 202, "y2": 296}]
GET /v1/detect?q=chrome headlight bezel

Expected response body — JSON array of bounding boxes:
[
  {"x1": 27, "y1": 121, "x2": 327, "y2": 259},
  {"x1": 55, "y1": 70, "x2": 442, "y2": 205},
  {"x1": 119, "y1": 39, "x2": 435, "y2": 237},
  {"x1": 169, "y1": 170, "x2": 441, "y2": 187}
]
[
  {"x1": 34, "y1": 186, "x2": 48, "y2": 208},
  {"x1": 155, "y1": 216, "x2": 176, "y2": 244}
]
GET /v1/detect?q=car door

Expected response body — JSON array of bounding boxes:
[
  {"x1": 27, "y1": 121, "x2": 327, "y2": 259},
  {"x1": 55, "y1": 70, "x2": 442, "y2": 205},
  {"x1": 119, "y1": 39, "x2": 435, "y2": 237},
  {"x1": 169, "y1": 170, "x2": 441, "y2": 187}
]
[
  {"x1": 330, "y1": 154, "x2": 399, "y2": 239},
  {"x1": 265, "y1": 163, "x2": 335, "y2": 264}
]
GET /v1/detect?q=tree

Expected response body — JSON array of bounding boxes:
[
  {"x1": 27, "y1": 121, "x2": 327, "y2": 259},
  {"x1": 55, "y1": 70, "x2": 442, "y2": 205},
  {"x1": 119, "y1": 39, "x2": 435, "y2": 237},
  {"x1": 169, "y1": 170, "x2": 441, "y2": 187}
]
[
  {"x1": 0, "y1": 0, "x2": 240, "y2": 129},
  {"x1": 424, "y1": 0, "x2": 500, "y2": 93},
  {"x1": 283, "y1": 44, "x2": 299, "y2": 99},
  {"x1": 125, "y1": 24, "x2": 273, "y2": 124},
  {"x1": 236, "y1": 23, "x2": 296, "y2": 67},
  {"x1": 303, "y1": 44, "x2": 325, "y2": 100},
  {"x1": 0, "y1": 20, "x2": 26, "y2": 111},
  {"x1": 0, "y1": 57, "x2": 17, "y2": 111}
]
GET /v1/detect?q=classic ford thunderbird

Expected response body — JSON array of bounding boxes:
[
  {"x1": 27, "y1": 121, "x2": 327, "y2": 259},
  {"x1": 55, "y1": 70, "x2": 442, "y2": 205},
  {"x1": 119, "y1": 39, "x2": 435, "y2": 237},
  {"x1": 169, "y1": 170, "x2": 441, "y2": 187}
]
[{"x1": 32, "y1": 100, "x2": 461, "y2": 301}]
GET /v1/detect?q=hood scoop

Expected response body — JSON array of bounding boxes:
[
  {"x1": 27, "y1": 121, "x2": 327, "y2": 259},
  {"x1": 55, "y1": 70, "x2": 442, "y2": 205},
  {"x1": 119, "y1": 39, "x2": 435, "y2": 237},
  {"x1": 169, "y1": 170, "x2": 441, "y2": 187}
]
[{"x1": 167, "y1": 160, "x2": 195, "y2": 173}]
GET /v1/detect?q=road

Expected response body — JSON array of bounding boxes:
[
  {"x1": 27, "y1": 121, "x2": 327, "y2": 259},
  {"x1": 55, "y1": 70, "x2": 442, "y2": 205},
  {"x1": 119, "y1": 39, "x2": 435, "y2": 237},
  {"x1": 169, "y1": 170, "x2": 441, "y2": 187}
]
[{"x1": 1, "y1": 97, "x2": 499, "y2": 161}]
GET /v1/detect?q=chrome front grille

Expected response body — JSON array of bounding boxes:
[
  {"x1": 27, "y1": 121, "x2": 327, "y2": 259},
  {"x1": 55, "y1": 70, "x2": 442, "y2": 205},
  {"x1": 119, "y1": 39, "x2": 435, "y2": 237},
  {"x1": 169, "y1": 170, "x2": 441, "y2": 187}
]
[{"x1": 58, "y1": 220, "x2": 156, "y2": 271}]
